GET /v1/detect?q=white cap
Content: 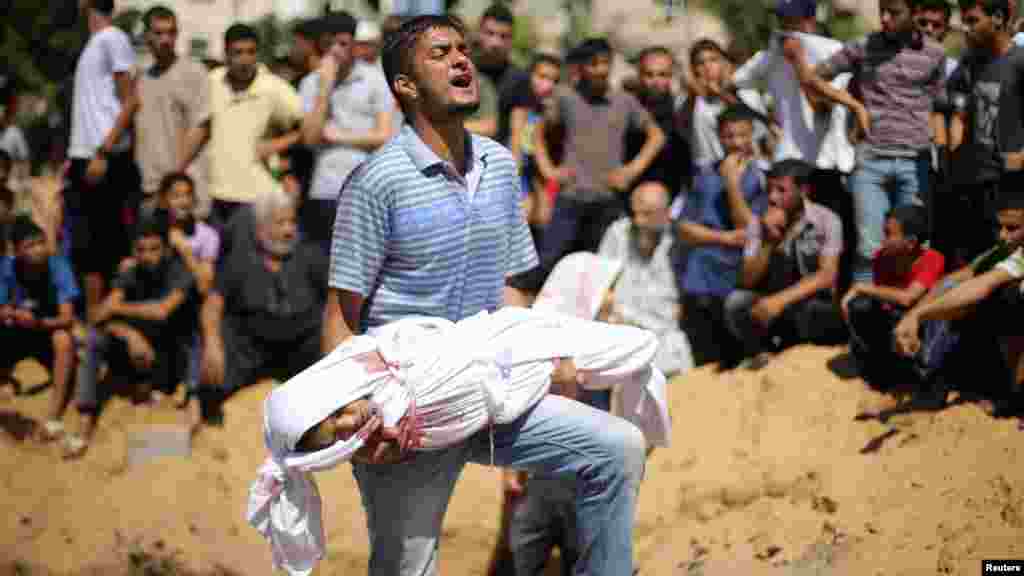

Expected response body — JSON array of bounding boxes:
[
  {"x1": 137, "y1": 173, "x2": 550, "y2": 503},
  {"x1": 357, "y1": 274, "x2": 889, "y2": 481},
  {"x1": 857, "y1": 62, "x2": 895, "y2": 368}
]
[{"x1": 355, "y1": 20, "x2": 381, "y2": 42}]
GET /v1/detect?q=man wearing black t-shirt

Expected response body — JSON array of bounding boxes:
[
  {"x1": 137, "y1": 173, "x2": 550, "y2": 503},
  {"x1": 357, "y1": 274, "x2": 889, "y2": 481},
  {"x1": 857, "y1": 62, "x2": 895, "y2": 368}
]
[
  {"x1": 466, "y1": 3, "x2": 528, "y2": 145},
  {"x1": 73, "y1": 213, "x2": 195, "y2": 456},
  {"x1": 200, "y1": 188, "x2": 326, "y2": 406},
  {"x1": 625, "y1": 46, "x2": 693, "y2": 202},
  {"x1": 949, "y1": 0, "x2": 1024, "y2": 263}
]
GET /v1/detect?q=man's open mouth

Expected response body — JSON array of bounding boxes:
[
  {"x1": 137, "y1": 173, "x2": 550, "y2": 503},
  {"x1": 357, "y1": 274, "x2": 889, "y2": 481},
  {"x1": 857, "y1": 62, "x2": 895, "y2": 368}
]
[{"x1": 451, "y1": 74, "x2": 473, "y2": 88}]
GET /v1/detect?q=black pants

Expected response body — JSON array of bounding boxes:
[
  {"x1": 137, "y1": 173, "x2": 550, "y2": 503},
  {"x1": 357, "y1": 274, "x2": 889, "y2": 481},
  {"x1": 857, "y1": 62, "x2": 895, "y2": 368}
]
[
  {"x1": 66, "y1": 153, "x2": 142, "y2": 279},
  {"x1": 845, "y1": 294, "x2": 911, "y2": 384},
  {"x1": 942, "y1": 181, "x2": 999, "y2": 268},
  {"x1": 725, "y1": 290, "x2": 848, "y2": 359},
  {"x1": 533, "y1": 195, "x2": 623, "y2": 288},
  {"x1": 300, "y1": 198, "x2": 337, "y2": 257},
  {"x1": 681, "y1": 293, "x2": 736, "y2": 367},
  {"x1": 218, "y1": 320, "x2": 322, "y2": 393}
]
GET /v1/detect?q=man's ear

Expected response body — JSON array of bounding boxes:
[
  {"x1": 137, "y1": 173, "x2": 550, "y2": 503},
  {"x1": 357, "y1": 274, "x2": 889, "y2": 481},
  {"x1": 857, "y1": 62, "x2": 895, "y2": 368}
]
[{"x1": 393, "y1": 74, "x2": 418, "y2": 105}]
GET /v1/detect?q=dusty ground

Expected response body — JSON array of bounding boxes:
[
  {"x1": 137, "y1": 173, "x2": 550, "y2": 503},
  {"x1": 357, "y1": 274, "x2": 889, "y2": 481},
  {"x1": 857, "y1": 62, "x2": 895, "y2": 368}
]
[{"x1": 2, "y1": 344, "x2": 1023, "y2": 575}]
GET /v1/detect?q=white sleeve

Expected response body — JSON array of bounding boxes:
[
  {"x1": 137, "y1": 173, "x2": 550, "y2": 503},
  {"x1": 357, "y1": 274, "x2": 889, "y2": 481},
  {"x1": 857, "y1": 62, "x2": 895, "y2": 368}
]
[
  {"x1": 106, "y1": 30, "x2": 137, "y2": 74},
  {"x1": 732, "y1": 50, "x2": 769, "y2": 89},
  {"x1": 299, "y1": 73, "x2": 319, "y2": 115}
]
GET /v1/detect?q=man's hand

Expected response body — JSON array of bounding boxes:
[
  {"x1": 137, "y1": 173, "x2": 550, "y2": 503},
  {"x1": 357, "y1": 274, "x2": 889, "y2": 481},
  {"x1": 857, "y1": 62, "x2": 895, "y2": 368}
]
[
  {"x1": 720, "y1": 152, "x2": 751, "y2": 181},
  {"x1": 0, "y1": 305, "x2": 14, "y2": 326},
  {"x1": 723, "y1": 229, "x2": 747, "y2": 248},
  {"x1": 605, "y1": 165, "x2": 638, "y2": 193},
  {"x1": 893, "y1": 313, "x2": 922, "y2": 357},
  {"x1": 124, "y1": 332, "x2": 156, "y2": 370},
  {"x1": 319, "y1": 51, "x2": 340, "y2": 89},
  {"x1": 762, "y1": 207, "x2": 788, "y2": 246},
  {"x1": 168, "y1": 228, "x2": 190, "y2": 256},
  {"x1": 202, "y1": 338, "x2": 226, "y2": 387},
  {"x1": 840, "y1": 283, "x2": 868, "y2": 321},
  {"x1": 503, "y1": 469, "x2": 529, "y2": 498},
  {"x1": 550, "y1": 358, "x2": 581, "y2": 400},
  {"x1": 254, "y1": 141, "x2": 275, "y2": 162},
  {"x1": 12, "y1": 308, "x2": 38, "y2": 330},
  {"x1": 1005, "y1": 151, "x2": 1024, "y2": 171},
  {"x1": 751, "y1": 295, "x2": 785, "y2": 327},
  {"x1": 85, "y1": 155, "x2": 108, "y2": 187},
  {"x1": 323, "y1": 123, "x2": 345, "y2": 144},
  {"x1": 851, "y1": 103, "x2": 871, "y2": 144}
]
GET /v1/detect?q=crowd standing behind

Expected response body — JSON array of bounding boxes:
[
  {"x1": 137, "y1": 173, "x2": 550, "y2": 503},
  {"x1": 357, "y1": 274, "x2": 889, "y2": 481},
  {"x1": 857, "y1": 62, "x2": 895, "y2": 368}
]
[{"x1": 5, "y1": 0, "x2": 1024, "y2": 574}]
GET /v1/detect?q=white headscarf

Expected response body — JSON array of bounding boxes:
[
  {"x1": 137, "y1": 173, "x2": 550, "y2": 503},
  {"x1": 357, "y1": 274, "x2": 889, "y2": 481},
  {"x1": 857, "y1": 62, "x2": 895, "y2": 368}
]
[
  {"x1": 533, "y1": 252, "x2": 623, "y2": 320},
  {"x1": 246, "y1": 335, "x2": 396, "y2": 576}
]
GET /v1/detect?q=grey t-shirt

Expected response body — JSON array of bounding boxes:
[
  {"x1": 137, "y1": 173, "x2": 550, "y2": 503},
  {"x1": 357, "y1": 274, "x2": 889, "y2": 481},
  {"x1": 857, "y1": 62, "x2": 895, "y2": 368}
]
[{"x1": 949, "y1": 46, "x2": 1024, "y2": 183}]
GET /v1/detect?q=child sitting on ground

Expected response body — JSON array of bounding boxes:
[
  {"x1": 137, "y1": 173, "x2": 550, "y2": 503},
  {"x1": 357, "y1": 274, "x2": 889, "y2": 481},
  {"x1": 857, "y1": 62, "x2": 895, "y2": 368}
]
[
  {"x1": 247, "y1": 306, "x2": 670, "y2": 576},
  {"x1": 841, "y1": 205, "x2": 945, "y2": 386}
]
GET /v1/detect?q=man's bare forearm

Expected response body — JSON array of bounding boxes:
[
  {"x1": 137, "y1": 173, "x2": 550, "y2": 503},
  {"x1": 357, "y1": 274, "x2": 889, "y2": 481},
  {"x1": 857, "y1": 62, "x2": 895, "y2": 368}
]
[
  {"x1": 625, "y1": 122, "x2": 665, "y2": 176},
  {"x1": 201, "y1": 292, "x2": 224, "y2": 343}
]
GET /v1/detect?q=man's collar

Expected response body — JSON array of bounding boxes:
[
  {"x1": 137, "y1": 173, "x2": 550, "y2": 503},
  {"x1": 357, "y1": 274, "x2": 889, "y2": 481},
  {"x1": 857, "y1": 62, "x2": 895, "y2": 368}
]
[{"x1": 402, "y1": 125, "x2": 489, "y2": 175}]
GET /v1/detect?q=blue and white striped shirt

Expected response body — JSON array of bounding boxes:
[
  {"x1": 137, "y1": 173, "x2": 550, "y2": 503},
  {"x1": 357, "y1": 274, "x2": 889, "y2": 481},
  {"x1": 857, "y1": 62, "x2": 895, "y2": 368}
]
[{"x1": 330, "y1": 125, "x2": 538, "y2": 331}]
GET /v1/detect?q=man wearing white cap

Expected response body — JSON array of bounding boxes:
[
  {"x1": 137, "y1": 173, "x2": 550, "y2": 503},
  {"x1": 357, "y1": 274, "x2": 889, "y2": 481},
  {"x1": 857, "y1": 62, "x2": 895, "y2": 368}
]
[{"x1": 354, "y1": 19, "x2": 383, "y2": 64}]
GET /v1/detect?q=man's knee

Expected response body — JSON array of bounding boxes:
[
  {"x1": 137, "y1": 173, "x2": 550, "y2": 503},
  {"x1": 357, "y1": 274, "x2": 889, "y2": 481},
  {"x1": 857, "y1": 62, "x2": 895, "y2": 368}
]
[
  {"x1": 600, "y1": 418, "x2": 646, "y2": 489},
  {"x1": 846, "y1": 294, "x2": 877, "y2": 325}
]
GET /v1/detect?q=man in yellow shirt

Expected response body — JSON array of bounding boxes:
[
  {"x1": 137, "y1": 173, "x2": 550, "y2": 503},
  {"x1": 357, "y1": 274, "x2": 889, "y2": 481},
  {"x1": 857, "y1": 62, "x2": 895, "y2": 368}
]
[{"x1": 179, "y1": 23, "x2": 304, "y2": 230}]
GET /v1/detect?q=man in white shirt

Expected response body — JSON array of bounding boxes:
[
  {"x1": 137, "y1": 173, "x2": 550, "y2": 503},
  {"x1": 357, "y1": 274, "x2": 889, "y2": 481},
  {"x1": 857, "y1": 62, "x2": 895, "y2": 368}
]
[
  {"x1": 67, "y1": 0, "x2": 141, "y2": 321},
  {"x1": 728, "y1": 0, "x2": 855, "y2": 173},
  {"x1": 134, "y1": 5, "x2": 211, "y2": 217},
  {"x1": 299, "y1": 11, "x2": 394, "y2": 252}
]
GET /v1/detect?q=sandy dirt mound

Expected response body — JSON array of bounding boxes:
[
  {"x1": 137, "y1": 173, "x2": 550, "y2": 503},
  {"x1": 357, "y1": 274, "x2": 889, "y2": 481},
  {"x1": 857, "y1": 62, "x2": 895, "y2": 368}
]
[{"x1": 2, "y1": 345, "x2": 1023, "y2": 575}]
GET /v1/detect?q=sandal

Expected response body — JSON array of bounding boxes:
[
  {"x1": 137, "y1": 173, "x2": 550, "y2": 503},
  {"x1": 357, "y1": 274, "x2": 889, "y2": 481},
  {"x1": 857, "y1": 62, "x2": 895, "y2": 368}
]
[
  {"x1": 62, "y1": 433, "x2": 88, "y2": 460},
  {"x1": 40, "y1": 420, "x2": 65, "y2": 443}
]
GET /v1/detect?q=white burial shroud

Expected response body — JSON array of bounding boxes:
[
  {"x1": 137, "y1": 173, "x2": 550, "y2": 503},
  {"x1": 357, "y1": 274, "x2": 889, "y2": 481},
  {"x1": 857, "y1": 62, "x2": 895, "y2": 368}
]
[{"x1": 249, "y1": 306, "x2": 670, "y2": 575}]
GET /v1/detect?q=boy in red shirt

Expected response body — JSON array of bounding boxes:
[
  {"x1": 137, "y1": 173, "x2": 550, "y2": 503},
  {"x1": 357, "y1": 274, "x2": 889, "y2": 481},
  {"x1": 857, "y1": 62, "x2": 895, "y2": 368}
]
[{"x1": 841, "y1": 205, "x2": 945, "y2": 385}]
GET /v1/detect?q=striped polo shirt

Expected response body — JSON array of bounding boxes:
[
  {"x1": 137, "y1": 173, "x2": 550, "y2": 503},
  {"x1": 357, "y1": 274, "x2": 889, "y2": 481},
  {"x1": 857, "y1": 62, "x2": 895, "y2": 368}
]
[{"x1": 330, "y1": 125, "x2": 538, "y2": 331}]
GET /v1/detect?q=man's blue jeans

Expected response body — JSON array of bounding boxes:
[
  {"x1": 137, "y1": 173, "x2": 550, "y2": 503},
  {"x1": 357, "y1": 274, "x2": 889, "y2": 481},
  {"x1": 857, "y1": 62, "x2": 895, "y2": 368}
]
[
  {"x1": 351, "y1": 393, "x2": 645, "y2": 576},
  {"x1": 848, "y1": 154, "x2": 928, "y2": 282}
]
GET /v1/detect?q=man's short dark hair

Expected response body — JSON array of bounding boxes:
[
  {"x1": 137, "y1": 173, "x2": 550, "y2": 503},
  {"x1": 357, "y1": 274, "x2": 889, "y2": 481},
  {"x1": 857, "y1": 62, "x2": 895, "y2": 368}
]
[
  {"x1": 225, "y1": 23, "x2": 260, "y2": 49},
  {"x1": 886, "y1": 205, "x2": 928, "y2": 242},
  {"x1": 767, "y1": 158, "x2": 814, "y2": 187},
  {"x1": 481, "y1": 3, "x2": 515, "y2": 26},
  {"x1": 690, "y1": 38, "x2": 730, "y2": 68},
  {"x1": 382, "y1": 14, "x2": 467, "y2": 104},
  {"x1": 636, "y1": 45, "x2": 675, "y2": 69},
  {"x1": 0, "y1": 185, "x2": 13, "y2": 210},
  {"x1": 322, "y1": 10, "x2": 358, "y2": 37},
  {"x1": 159, "y1": 172, "x2": 195, "y2": 197},
  {"x1": 293, "y1": 17, "x2": 325, "y2": 40},
  {"x1": 716, "y1": 105, "x2": 756, "y2": 130},
  {"x1": 530, "y1": 52, "x2": 562, "y2": 73},
  {"x1": 916, "y1": 0, "x2": 953, "y2": 18},
  {"x1": 89, "y1": 0, "x2": 115, "y2": 16},
  {"x1": 957, "y1": 0, "x2": 1010, "y2": 18},
  {"x1": 143, "y1": 5, "x2": 175, "y2": 30},
  {"x1": 134, "y1": 212, "x2": 169, "y2": 243},
  {"x1": 575, "y1": 38, "x2": 613, "y2": 63}
]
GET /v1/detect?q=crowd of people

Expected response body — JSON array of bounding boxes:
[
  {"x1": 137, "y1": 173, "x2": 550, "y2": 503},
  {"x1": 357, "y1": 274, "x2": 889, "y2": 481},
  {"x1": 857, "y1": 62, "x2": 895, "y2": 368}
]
[{"x1": 4, "y1": 0, "x2": 1024, "y2": 573}]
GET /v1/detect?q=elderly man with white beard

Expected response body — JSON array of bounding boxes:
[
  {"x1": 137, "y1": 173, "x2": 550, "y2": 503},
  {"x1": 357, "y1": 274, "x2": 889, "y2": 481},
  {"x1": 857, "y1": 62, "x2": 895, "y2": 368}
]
[
  {"x1": 200, "y1": 186, "x2": 328, "y2": 411},
  {"x1": 598, "y1": 181, "x2": 694, "y2": 377}
]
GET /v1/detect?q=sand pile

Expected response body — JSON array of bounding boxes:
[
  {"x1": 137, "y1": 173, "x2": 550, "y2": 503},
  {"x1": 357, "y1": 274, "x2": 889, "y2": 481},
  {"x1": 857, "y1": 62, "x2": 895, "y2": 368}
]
[{"x1": 2, "y1": 345, "x2": 1023, "y2": 575}]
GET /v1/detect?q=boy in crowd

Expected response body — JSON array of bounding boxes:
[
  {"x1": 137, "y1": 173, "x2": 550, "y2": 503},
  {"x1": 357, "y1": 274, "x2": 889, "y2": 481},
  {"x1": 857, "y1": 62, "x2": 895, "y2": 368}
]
[
  {"x1": 683, "y1": 38, "x2": 769, "y2": 169},
  {"x1": 841, "y1": 205, "x2": 945, "y2": 384},
  {"x1": 725, "y1": 159, "x2": 847, "y2": 364},
  {"x1": 72, "y1": 214, "x2": 195, "y2": 457},
  {"x1": 678, "y1": 106, "x2": 770, "y2": 366},
  {"x1": 895, "y1": 176, "x2": 1024, "y2": 410},
  {"x1": 784, "y1": 0, "x2": 947, "y2": 283},
  {"x1": 155, "y1": 173, "x2": 217, "y2": 430},
  {"x1": 0, "y1": 217, "x2": 79, "y2": 445}
]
